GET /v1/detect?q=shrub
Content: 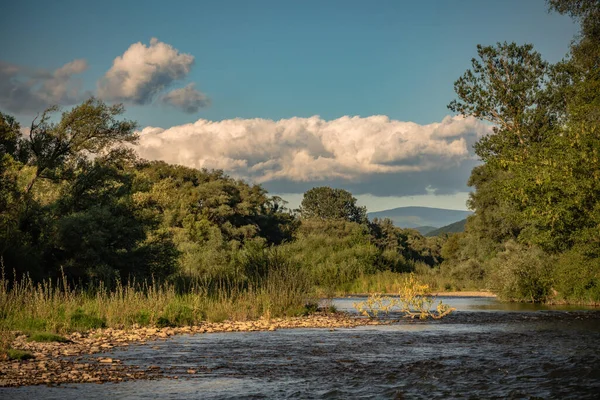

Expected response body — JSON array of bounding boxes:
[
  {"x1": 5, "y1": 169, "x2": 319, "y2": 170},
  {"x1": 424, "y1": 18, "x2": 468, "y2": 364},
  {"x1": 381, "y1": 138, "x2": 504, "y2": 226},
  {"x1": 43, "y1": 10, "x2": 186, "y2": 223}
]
[
  {"x1": 552, "y1": 248, "x2": 600, "y2": 304},
  {"x1": 353, "y1": 274, "x2": 455, "y2": 319},
  {"x1": 488, "y1": 241, "x2": 553, "y2": 302}
]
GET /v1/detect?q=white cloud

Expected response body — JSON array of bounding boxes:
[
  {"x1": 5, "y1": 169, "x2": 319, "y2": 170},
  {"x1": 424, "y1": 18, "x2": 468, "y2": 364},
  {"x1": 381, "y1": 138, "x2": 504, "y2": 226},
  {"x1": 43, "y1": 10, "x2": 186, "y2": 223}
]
[
  {"x1": 161, "y1": 83, "x2": 210, "y2": 113},
  {"x1": 0, "y1": 59, "x2": 89, "y2": 114},
  {"x1": 98, "y1": 38, "x2": 195, "y2": 105},
  {"x1": 135, "y1": 114, "x2": 492, "y2": 186}
]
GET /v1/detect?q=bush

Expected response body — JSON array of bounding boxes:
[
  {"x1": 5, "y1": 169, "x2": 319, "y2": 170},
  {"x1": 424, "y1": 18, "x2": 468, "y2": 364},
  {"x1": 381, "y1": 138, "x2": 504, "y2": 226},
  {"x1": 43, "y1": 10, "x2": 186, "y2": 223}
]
[
  {"x1": 488, "y1": 241, "x2": 553, "y2": 302},
  {"x1": 552, "y1": 248, "x2": 600, "y2": 304},
  {"x1": 353, "y1": 274, "x2": 455, "y2": 319}
]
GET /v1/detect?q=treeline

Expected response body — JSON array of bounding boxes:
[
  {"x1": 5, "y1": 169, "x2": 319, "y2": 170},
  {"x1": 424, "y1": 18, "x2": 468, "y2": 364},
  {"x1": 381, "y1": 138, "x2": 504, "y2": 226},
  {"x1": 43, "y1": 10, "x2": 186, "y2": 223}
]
[
  {"x1": 440, "y1": 0, "x2": 600, "y2": 303},
  {"x1": 0, "y1": 106, "x2": 443, "y2": 294},
  {"x1": 3, "y1": 0, "x2": 595, "y2": 305}
]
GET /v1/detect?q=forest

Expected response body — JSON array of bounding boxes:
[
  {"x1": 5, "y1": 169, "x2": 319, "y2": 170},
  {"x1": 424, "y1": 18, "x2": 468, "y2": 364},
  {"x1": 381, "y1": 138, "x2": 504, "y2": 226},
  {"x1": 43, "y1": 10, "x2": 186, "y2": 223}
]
[{"x1": 0, "y1": 0, "x2": 598, "y2": 317}]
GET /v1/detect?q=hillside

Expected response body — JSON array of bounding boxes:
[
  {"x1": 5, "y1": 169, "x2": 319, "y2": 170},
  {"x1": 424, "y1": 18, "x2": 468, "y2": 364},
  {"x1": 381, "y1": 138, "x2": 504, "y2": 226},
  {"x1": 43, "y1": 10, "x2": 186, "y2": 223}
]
[
  {"x1": 413, "y1": 226, "x2": 438, "y2": 235},
  {"x1": 367, "y1": 206, "x2": 472, "y2": 229},
  {"x1": 426, "y1": 219, "x2": 467, "y2": 236}
]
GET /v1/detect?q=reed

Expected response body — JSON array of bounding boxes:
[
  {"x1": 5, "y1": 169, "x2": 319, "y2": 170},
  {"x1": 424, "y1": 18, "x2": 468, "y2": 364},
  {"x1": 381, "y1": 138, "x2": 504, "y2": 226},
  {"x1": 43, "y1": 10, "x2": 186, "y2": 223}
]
[
  {"x1": 340, "y1": 266, "x2": 483, "y2": 295},
  {"x1": 0, "y1": 267, "x2": 315, "y2": 335}
]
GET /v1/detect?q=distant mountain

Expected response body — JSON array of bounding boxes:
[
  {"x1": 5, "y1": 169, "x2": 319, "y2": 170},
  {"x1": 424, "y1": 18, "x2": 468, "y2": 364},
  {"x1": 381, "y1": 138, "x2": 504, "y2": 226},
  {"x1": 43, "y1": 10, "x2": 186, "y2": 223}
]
[
  {"x1": 413, "y1": 226, "x2": 438, "y2": 235},
  {"x1": 426, "y1": 218, "x2": 468, "y2": 236},
  {"x1": 367, "y1": 206, "x2": 472, "y2": 230}
]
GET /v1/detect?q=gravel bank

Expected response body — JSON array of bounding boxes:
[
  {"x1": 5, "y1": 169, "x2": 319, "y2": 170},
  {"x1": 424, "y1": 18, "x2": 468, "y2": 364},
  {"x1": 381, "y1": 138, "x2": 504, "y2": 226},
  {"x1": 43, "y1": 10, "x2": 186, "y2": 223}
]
[{"x1": 1, "y1": 312, "x2": 384, "y2": 387}]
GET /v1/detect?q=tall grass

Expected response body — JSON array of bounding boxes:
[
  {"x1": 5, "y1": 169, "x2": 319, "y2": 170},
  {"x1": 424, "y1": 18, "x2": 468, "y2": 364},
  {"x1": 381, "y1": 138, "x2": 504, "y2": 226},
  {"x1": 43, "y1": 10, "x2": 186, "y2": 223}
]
[
  {"x1": 0, "y1": 267, "x2": 315, "y2": 334},
  {"x1": 339, "y1": 264, "x2": 484, "y2": 295}
]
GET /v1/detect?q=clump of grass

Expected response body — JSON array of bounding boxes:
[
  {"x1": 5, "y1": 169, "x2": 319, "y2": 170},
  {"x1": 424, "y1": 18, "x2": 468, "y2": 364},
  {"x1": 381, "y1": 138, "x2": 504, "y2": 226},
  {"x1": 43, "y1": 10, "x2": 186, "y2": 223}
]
[
  {"x1": 69, "y1": 309, "x2": 106, "y2": 330},
  {"x1": 132, "y1": 311, "x2": 151, "y2": 326},
  {"x1": 156, "y1": 316, "x2": 174, "y2": 328},
  {"x1": 6, "y1": 349, "x2": 35, "y2": 360},
  {"x1": 27, "y1": 332, "x2": 69, "y2": 343}
]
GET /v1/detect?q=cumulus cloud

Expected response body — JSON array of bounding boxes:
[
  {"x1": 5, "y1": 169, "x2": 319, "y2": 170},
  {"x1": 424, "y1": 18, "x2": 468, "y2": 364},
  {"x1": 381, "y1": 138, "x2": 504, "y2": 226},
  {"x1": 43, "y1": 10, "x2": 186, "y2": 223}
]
[
  {"x1": 0, "y1": 59, "x2": 89, "y2": 114},
  {"x1": 161, "y1": 83, "x2": 210, "y2": 113},
  {"x1": 135, "y1": 115, "x2": 492, "y2": 195},
  {"x1": 98, "y1": 38, "x2": 195, "y2": 105}
]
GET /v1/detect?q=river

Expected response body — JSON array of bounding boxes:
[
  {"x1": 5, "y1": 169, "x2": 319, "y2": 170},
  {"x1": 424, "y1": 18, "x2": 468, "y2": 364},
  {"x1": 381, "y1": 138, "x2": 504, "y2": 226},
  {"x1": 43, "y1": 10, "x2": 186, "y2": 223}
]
[{"x1": 2, "y1": 296, "x2": 600, "y2": 399}]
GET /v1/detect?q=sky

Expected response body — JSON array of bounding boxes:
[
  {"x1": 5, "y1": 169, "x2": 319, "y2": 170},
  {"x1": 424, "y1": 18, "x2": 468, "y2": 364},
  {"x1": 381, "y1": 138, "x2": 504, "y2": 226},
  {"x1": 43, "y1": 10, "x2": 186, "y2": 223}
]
[{"x1": 0, "y1": 0, "x2": 578, "y2": 212}]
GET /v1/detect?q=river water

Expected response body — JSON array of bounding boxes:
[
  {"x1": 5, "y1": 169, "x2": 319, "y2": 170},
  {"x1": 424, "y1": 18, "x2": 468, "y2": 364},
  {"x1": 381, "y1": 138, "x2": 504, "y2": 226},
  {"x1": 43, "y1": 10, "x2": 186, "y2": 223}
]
[{"x1": 3, "y1": 296, "x2": 600, "y2": 399}]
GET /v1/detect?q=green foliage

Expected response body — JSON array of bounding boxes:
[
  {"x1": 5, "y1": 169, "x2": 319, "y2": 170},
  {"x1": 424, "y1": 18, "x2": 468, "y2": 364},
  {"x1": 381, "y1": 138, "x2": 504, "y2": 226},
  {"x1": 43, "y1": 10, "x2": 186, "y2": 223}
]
[
  {"x1": 6, "y1": 349, "x2": 34, "y2": 360},
  {"x1": 69, "y1": 309, "x2": 107, "y2": 331},
  {"x1": 133, "y1": 311, "x2": 151, "y2": 326},
  {"x1": 27, "y1": 332, "x2": 69, "y2": 343},
  {"x1": 443, "y1": 1, "x2": 600, "y2": 303},
  {"x1": 0, "y1": 99, "x2": 448, "y2": 312},
  {"x1": 156, "y1": 316, "x2": 175, "y2": 328},
  {"x1": 370, "y1": 218, "x2": 445, "y2": 269},
  {"x1": 488, "y1": 241, "x2": 553, "y2": 302},
  {"x1": 552, "y1": 247, "x2": 600, "y2": 304},
  {"x1": 299, "y1": 186, "x2": 367, "y2": 223},
  {"x1": 353, "y1": 274, "x2": 455, "y2": 319},
  {"x1": 0, "y1": 100, "x2": 176, "y2": 284},
  {"x1": 282, "y1": 219, "x2": 379, "y2": 291}
]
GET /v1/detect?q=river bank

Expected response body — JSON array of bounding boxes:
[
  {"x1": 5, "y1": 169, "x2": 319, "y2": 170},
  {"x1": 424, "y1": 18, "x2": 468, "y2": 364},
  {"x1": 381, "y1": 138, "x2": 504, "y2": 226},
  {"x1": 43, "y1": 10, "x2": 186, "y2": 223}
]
[
  {"x1": 3, "y1": 296, "x2": 600, "y2": 399},
  {"x1": 343, "y1": 291, "x2": 497, "y2": 298},
  {"x1": 0, "y1": 312, "x2": 385, "y2": 387}
]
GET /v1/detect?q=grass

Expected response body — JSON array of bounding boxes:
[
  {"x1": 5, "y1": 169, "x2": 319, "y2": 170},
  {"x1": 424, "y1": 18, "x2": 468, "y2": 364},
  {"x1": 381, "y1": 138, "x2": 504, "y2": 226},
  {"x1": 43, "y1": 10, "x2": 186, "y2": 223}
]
[
  {"x1": 6, "y1": 349, "x2": 34, "y2": 360},
  {"x1": 27, "y1": 332, "x2": 69, "y2": 343},
  {"x1": 0, "y1": 268, "x2": 316, "y2": 334},
  {"x1": 0, "y1": 328, "x2": 35, "y2": 361},
  {"x1": 339, "y1": 268, "x2": 485, "y2": 295}
]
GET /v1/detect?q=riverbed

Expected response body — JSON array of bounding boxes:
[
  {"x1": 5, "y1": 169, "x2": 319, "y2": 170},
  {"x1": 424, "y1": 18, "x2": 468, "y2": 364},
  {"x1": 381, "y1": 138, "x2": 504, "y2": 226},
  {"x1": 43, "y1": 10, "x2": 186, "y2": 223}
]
[{"x1": 2, "y1": 296, "x2": 599, "y2": 399}]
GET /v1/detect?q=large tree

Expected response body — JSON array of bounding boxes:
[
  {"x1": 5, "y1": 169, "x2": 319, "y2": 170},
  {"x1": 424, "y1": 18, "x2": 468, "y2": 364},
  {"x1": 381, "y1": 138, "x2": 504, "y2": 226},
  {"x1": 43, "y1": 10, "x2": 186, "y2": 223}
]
[
  {"x1": 299, "y1": 187, "x2": 367, "y2": 224},
  {"x1": 444, "y1": 0, "x2": 600, "y2": 301},
  {"x1": 0, "y1": 100, "x2": 178, "y2": 283}
]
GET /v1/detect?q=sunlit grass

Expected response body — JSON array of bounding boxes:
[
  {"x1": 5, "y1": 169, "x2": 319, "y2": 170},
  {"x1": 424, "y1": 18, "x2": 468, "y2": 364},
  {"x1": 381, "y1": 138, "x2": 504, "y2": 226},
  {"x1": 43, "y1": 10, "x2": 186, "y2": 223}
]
[
  {"x1": 0, "y1": 268, "x2": 315, "y2": 334},
  {"x1": 340, "y1": 267, "x2": 483, "y2": 295}
]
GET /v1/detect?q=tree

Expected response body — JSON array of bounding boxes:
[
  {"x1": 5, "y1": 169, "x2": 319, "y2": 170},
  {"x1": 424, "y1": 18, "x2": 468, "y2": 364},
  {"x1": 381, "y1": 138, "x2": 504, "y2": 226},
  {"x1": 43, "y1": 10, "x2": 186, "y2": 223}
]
[
  {"x1": 443, "y1": 0, "x2": 600, "y2": 301},
  {"x1": 0, "y1": 100, "x2": 180, "y2": 284},
  {"x1": 299, "y1": 187, "x2": 367, "y2": 224},
  {"x1": 24, "y1": 98, "x2": 137, "y2": 194},
  {"x1": 448, "y1": 42, "x2": 560, "y2": 163}
]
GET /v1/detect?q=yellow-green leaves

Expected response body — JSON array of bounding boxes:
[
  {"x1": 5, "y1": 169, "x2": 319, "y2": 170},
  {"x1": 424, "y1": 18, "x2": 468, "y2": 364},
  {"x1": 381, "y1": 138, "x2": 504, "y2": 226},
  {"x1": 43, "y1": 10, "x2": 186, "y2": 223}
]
[{"x1": 353, "y1": 274, "x2": 455, "y2": 320}]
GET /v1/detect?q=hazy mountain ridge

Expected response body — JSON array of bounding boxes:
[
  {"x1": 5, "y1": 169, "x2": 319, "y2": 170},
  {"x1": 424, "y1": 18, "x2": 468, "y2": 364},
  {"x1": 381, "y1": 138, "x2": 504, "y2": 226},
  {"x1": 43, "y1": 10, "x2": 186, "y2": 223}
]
[
  {"x1": 367, "y1": 206, "x2": 472, "y2": 229},
  {"x1": 412, "y1": 226, "x2": 438, "y2": 235},
  {"x1": 426, "y1": 219, "x2": 468, "y2": 236}
]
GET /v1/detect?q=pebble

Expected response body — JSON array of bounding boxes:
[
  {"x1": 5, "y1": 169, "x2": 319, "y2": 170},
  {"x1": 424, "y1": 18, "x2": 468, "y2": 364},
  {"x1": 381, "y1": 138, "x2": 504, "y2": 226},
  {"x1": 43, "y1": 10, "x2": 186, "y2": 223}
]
[{"x1": 1, "y1": 312, "x2": 385, "y2": 387}]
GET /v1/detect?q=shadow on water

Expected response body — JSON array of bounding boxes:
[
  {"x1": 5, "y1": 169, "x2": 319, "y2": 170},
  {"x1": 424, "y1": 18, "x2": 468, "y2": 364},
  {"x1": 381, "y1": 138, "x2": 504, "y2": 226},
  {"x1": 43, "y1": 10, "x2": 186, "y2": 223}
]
[{"x1": 3, "y1": 297, "x2": 600, "y2": 399}]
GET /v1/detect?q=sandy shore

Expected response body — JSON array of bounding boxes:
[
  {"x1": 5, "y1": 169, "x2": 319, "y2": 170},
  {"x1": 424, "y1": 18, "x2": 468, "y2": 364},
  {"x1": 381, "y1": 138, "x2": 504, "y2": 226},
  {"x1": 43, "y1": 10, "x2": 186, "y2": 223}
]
[
  {"x1": 429, "y1": 291, "x2": 497, "y2": 297},
  {"x1": 346, "y1": 291, "x2": 497, "y2": 298},
  {"x1": 0, "y1": 312, "x2": 387, "y2": 387}
]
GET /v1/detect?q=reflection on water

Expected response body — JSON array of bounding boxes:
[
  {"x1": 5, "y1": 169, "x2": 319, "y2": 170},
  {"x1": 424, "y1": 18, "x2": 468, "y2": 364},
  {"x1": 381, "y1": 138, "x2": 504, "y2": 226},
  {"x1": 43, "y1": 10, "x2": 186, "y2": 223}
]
[
  {"x1": 334, "y1": 295, "x2": 599, "y2": 313},
  {"x1": 2, "y1": 297, "x2": 600, "y2": 399}
]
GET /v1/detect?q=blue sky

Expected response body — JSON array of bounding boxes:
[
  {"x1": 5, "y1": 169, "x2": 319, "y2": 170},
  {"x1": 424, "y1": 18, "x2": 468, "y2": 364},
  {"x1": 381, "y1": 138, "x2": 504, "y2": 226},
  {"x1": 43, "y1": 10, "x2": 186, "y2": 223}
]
[{"x1": 0, "y1": 0, "x2": 578, "y2": 212}]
